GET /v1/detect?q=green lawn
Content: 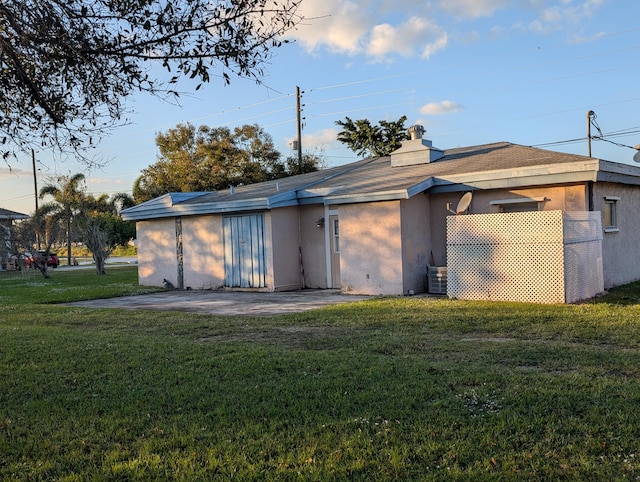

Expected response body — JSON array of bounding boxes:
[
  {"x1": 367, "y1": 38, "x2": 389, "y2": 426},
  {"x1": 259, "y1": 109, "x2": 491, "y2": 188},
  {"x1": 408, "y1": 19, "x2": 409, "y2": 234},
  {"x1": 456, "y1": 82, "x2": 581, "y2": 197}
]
[{"x1": 1, "y1": 267, "x2": 640, "y2": 480}]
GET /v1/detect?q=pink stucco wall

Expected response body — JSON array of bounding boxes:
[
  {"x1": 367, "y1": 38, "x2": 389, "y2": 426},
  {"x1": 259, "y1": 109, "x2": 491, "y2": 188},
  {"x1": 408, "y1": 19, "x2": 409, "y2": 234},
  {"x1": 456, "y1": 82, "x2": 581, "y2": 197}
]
[
  {"x1": 137, "y1": 218, "x2": 177, "y2": 287},
  {"x1": 401, "y1": 194, "x2": 431, "y2": 293},
  {"x1": 181, "y1": 215, "x2": 225, "y2": 290},
  {"x1": 299, "y1": 205, "x2": 329, "y2": 289},
  {"x1": 593, "y1": 182, "x2": 640, "y2": 288},
  {"x1": 339, "y1": 201, "x2": 404, "y2": 295},
  {"x1": 270, "y1": 206, "x2": 304, "y2": 291}
]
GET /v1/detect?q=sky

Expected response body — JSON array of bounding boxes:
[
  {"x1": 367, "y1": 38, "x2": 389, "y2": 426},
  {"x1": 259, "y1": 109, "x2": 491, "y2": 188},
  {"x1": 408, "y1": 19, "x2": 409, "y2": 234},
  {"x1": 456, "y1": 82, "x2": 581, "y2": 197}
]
[{"x1": 2, "y1": 0, "x2": 640, "y2": 215}]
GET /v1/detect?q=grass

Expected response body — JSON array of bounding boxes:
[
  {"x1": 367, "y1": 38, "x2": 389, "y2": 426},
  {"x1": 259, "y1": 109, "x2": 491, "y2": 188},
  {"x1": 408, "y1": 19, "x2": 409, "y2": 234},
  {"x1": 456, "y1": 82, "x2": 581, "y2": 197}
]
[{"x1": 2, "y1": 269, "x2": 640, "y2": 480}]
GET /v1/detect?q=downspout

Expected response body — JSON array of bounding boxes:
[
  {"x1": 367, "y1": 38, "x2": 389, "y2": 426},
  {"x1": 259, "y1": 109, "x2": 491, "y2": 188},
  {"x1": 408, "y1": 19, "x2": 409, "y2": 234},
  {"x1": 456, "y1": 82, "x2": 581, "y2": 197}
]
[
  {"x1": 175, "y1": 217, "x2": 184, "y2": 290},
  {"x1": 587, "y1": 182, "x2": 594, "y2": 211},
  {"x1": 297, "y1": 205, "x2": 306, "y2": 289}
]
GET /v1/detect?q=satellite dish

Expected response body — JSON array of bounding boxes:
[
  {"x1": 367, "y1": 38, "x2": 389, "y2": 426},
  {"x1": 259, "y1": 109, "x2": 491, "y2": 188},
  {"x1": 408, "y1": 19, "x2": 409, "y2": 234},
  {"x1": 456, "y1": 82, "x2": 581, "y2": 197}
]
[
  {"x1": 634, "y1": 149, "x2": 640, "y2": 164},
  {"x1": 446, "y1": 192, "x2": 473, "y2": 215},
  {"x1": 456, "y1": 192, "x2": 473, "y2": 213}
]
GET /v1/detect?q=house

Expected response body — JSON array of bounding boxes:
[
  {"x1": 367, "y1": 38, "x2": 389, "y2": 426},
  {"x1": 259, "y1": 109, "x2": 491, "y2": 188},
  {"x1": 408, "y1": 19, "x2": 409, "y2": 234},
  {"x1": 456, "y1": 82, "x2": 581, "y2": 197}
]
[
  {"x1": 121, "y1": 127, "x2": 640, "y2": 302},
  {"x1": 0, "y1": 208, "x2": 29, "y2": 270}
]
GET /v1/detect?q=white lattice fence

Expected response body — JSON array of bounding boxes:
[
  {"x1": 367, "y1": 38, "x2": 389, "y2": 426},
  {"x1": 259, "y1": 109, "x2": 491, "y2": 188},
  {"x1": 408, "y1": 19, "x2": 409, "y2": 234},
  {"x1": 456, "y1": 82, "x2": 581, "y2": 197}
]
[
  {"x1": 446, "y1": 211, "x2": 603, "y2": 304},
  {"x1": 563, "y1": 212, "x2": 604, "y2": 303}
]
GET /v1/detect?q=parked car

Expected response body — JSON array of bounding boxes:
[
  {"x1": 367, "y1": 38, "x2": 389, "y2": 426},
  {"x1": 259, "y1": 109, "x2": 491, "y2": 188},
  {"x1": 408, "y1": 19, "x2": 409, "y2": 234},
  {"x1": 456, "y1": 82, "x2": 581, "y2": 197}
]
[
  {"x1": 19, "y1": 252, "x2": 32, "y2": 269},
  {"x1": 34, "y1": 251, "x2": 59, "y2": 268}
]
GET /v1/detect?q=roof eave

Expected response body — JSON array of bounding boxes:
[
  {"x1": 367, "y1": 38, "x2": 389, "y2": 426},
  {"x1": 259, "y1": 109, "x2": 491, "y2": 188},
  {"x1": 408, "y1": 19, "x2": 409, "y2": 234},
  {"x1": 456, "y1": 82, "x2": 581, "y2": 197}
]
[
  {"x1": 325, "y1": 189, "x2": 410, "y2": 205},
  {"x1": 428, "y1": 160, "x2": 601, "y2": 192}
]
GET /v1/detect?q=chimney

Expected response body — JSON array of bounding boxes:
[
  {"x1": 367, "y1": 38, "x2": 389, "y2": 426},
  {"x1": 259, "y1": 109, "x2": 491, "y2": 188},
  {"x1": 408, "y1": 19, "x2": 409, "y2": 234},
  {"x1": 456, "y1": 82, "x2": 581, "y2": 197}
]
[{"x1": 390, "y1": 125, "x2": 444, "y2": 167}]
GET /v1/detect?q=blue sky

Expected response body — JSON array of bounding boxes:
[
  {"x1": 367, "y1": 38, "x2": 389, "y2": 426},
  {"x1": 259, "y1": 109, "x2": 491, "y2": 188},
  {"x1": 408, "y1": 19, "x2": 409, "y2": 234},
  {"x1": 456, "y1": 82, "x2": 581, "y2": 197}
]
[{"x1": 2, "y1": 0, "x2": 640, "y2": 214}]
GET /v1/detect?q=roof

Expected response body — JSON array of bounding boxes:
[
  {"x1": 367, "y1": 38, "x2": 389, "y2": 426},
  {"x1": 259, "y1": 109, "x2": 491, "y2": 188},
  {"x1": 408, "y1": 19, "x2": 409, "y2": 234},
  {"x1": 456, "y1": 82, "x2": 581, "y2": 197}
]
[
  {"x1": 121, "y1": 142, "x2": 640, "y2": 221},
  {"x1": 0, "y1": 208, "x2": 29, "y2": 220}
]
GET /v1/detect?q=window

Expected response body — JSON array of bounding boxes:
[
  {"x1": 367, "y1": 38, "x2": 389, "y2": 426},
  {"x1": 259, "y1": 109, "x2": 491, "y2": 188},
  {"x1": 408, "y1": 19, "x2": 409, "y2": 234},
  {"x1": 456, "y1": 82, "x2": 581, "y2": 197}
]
[
  {"x1": 333, "y1": 219, "x2": 340, "y2": 254},
  {"x1": 489, "y1": 197, "x2": 547, "y2": 213},
  {"x1": 603, "y1": 196, "x2": 619, "y2": 232},
  {"x1": 500, "y1": 201, "x2": 539, "y2": 213}
]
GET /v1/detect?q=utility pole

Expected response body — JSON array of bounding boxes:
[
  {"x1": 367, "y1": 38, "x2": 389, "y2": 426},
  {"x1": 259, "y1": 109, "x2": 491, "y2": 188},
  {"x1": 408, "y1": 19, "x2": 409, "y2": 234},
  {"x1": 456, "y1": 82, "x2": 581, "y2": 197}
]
[
  {"x1": 296, "y1": 86, "x2": 303, "y2": 172},
  {"x1": 31, "y1": 149, "x2": 40, "y2": 249},
  {"x1": 587, "y1": 110, "x2": 595, "y2": 157},
  {"x1": 32, "y1": 149, "x2": 38, "y2": 213}
]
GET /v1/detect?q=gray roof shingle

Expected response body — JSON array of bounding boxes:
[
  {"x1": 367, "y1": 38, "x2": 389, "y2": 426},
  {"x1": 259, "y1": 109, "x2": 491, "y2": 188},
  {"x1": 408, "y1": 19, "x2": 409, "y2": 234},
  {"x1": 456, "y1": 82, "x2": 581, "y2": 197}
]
[{"x1": 121, "y1": 142, "x2": 639, "y2": 221}]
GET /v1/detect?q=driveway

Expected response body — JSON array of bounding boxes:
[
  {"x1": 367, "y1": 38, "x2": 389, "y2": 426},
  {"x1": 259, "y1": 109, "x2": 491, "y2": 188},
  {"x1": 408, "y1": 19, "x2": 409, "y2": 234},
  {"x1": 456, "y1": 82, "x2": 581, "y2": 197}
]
[{"x1": 67, "y1": 289, "x2": 371, "y2": 316}]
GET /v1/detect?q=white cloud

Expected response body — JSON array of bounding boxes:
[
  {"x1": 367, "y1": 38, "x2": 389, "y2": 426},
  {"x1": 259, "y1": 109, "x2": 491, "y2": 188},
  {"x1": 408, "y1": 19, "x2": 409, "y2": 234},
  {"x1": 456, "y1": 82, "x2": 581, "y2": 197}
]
[
  {"x1": 367, "y1": 17, "x2": 448, "y2": 60},
  {"x1": 529, "y1": 0, "x2": 605, "y2": 33},
  {"x1": 288, "y1": 0, "x2": 372, "y2": 54},
  {"x1": 286, "y1": 128, "x2": 340, "y2": 150},
  {"x1": 0, "y1": 166, "x2": 28, "y2": 178},
  {"x1": 287, "y1": 1, "x2": 448, "y2": 61},
  {"x1": 86, "y1": 176, "x2": 129, "y2": 186},
  {"x1": 419, "y1": 100, "x2": 463, "y2": 115},
  {"x1": 436, "y1": 0, "x2": 511, "y2": 18},
  {"x1": 421, "y1": 33, "x2": 449, "y2": 59},
  {"x1": 284, "y1": 0, "x2": 606, "y2": 62}
]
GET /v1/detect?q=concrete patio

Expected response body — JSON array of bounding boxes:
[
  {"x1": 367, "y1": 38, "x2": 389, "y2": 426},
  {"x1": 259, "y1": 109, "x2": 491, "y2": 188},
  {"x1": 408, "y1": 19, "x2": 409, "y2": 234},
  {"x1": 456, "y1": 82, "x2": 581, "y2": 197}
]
[{"x1": 66, "y1": 289, "x2": 372, "y2": 316}]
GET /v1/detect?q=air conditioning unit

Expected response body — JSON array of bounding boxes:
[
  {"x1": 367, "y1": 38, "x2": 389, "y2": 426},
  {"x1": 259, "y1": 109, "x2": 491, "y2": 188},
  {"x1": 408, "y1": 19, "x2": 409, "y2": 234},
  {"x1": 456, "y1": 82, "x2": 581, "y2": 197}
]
[{"x1": 427, "y1": 266, "x2": 447, "y2": 295}]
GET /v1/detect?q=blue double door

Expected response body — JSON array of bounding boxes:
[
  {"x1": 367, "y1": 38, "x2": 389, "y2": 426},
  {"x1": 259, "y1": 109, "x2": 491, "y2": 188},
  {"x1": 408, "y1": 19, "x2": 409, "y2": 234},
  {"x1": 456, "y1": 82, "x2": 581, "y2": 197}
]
[{"x1": 223, "y1": 214, "x2": 267, "y2": 288}]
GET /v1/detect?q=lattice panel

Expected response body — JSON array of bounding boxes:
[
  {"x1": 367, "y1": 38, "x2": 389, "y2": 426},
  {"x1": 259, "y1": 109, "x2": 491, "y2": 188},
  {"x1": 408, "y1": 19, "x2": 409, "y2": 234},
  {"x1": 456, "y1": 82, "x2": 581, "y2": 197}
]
[
  {"x1": 447, "y1": 210, "x2": 564, "y2": 246},
  {"x1": 564, "y1": 241, "x2": 604, "y2": 303},
  {"x1": 447, "y1": 242, "x2": 565, "y2": 304},
  {"x1": 563, "y1": 211, "x2": 603, "y2": 244},
  {"x1": 446, "y1": 210, "x2": 603, "y2": 304}
]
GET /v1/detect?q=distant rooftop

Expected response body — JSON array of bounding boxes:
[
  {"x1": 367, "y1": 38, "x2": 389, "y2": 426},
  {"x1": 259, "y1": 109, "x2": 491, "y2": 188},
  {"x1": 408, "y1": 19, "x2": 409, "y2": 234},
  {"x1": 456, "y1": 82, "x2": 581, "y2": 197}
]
[{"x1": 0, "y1": 208, "x2": 28, "y2": 220}]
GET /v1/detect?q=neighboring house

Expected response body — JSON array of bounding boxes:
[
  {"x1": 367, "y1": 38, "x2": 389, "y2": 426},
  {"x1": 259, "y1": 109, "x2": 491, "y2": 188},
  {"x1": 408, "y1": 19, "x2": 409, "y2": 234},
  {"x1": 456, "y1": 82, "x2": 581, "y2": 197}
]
[
  {"x1": 0, "y1": 208, "x2": 29, "y2": 270},
  {"x1": 121, "y1": 127, "x2": 640, "y2": 301}
]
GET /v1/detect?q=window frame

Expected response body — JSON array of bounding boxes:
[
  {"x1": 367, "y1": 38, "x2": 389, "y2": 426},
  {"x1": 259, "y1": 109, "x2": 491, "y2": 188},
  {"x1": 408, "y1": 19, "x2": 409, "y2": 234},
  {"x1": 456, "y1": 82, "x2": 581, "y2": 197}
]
[
  {"x1": 489, "y1": 197, "x2": 548, "y2": 213},
  {"x1": 332, "y1": 219, "x2": 340, "y2": 254},
  {"x1": 603, "y1": 196, "x2": 620, "y2": 233}
]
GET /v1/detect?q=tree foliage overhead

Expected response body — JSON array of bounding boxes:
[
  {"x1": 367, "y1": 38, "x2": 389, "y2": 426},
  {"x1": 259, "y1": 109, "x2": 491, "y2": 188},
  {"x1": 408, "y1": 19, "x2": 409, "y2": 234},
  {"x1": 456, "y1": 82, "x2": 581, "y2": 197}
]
[
  {"x1": 0, "y1": 0, "x2": 301, "y2": 163},
  {"x1": 133, "y1": 123, "x2": 323, "y2": 203},
  {"x1": 335, "y1": 115, "x2": 410, "y2": 158}
]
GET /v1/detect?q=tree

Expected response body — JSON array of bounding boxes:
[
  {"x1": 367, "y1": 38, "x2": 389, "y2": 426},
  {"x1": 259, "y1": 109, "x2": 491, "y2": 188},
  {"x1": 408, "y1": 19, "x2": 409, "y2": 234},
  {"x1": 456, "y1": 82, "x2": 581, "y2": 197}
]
[
  {"x1": 0, "y1": 0, "x2": 302, "y2": 163},
  {"x1": 80, "y1": 192, "x2": 137, "y2": 274},
  {"x1": 80, "y1": 214, "x2": 113, "y2": 276},
  {"x1": 133, "y1": 123, "x2": 321, "y2": 203},
  {"x1": 335, "y1": 115, "x2": 410, "y2": 158},
  {"x1": 39, "y1": 173, "x2": 87, "y2": 266},
  {"x1": 284, "y1": 152, "x2": 327, "y2": 176}
]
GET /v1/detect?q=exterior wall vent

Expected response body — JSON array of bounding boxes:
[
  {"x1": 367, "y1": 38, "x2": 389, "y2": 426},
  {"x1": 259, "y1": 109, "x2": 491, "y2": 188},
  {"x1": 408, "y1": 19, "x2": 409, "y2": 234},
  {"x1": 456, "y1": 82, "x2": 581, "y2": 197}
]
[{"x1": 390, "y1": 125, "x2": 444, "y2": 167}]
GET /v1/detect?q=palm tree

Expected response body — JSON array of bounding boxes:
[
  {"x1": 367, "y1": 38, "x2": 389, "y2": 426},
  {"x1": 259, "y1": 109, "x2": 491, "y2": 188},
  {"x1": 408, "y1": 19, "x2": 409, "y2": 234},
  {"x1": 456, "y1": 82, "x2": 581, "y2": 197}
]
[{"x1": 39, "y1": 173, "x2": 86, "y2": 266}]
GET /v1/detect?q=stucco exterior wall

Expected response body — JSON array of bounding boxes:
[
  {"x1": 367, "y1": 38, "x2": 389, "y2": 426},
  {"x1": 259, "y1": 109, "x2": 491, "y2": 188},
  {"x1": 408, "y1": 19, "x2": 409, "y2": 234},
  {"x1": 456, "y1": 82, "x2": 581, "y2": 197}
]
[
  {"x1": 137, "y1": 218, "x2": 178, "y2": 287},
  {"x1": 429, "y1": 185, "x2": 588, "y2": 266},
  {"x1": 339, "y1": 201, "x2": 403, "y2": 295},
  {"x1": 593, "y1": 182, "x2": 640, "y2": 288},
  {"x1": 270, "y1": 206, "x2": 304, "y2": 291},
  {"x1": 181, "y1": 214, "x2": 225, "y2": 290},
  {"x1": 400, "y1": 194, "x2": 431, "y2": 294},
  {"x1": 299, "y1": 205, "x2": 328, "y2": 288}
]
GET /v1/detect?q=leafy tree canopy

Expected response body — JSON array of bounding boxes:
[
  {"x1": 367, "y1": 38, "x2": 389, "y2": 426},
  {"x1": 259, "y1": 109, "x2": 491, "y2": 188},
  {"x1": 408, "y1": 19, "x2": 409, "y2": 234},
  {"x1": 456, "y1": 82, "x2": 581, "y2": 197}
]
[
  {"x1": 0, "y1": 0, "x2": 301, "y2": 165},
  {"x1": 335, "y1": 115, "x2": 410, "y2": 158},
  {"x1": 133, "y1": 123, "x2": 323, "y2": 203}
]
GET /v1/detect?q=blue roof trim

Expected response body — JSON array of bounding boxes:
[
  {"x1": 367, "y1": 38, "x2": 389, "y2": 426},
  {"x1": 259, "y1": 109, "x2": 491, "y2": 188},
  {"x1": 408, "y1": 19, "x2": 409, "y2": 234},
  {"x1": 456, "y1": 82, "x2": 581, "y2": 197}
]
[
  {"x1": 325, "y1": 189, "x2": 410, "y2": 205},
  {"x1": 121, "y1": 192, "x2": 211, "y2": 220},
  {"x1": 407, "y1": 178, "x2": 436, "y2": 197}
]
